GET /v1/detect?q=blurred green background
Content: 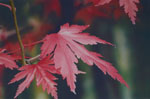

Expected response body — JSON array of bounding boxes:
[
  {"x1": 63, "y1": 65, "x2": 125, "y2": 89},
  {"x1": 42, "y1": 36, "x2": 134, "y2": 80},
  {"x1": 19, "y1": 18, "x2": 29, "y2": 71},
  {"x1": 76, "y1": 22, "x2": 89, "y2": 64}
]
[{"x1": 0, "y1": 0, "x2": 150, "y2": 99}]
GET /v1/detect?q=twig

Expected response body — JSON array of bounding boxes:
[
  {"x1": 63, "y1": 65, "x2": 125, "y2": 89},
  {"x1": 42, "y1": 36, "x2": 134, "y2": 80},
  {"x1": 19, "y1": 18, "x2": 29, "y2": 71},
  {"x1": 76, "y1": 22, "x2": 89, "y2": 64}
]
[{"x1": 9, "y1": 0, "x2": 26, "y2": 65}]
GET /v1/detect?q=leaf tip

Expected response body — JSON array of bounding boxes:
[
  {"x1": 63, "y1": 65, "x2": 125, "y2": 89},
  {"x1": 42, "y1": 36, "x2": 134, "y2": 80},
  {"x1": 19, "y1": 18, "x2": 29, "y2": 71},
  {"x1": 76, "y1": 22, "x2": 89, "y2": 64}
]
[{"x1": 71, "y1": 90, "x2": 76, "y2": 94}]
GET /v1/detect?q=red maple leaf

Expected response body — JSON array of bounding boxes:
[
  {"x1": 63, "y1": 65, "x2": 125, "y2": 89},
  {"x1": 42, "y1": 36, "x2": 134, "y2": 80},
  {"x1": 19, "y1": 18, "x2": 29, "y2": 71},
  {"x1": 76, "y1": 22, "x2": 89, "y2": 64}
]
[
  {"x1": 74, "y1": 0, "x2": 126, "y2": 24},
  {"x1": 9, "y1": 56, "x2": 59, "y2": 99},
  {"x1": 41, "y1": 23, "x2": 128, "y2": 93},
  {"x1": 119, "y1": 0, "x2": 139, "y2": 24},
  {"x1": 0, "y1": 49, "x2": 18, "y2": 69},
  {"x1": 84, "y1": 0, "x2": 139, "y2": 24}
]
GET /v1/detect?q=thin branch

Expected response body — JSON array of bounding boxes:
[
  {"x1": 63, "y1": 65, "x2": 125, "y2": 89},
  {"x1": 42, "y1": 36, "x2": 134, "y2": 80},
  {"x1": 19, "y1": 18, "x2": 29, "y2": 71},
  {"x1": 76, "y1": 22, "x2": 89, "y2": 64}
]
[{"x1": 9, "y1": 0, "x2": 26, "y2": 65}]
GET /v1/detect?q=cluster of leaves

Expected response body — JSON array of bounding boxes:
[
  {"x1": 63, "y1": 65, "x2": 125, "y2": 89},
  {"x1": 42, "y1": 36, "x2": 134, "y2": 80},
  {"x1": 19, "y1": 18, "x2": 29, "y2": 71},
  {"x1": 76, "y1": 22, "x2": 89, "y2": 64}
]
[
  {"x1": 0, "y1": 0, "x2": 139, "y2": 99},
  {"x1": 84, "y1": 0, "x2": 139, "y2": 24}
]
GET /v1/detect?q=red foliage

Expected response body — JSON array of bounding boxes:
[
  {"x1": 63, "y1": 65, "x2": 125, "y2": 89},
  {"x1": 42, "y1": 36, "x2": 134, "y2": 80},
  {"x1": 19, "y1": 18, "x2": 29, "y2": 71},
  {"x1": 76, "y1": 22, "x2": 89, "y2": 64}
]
[
  {"x1": 9, "y1": 56, "x2": 59, "y2": 99},
  {"x1": 75, "y1": 0, "x2": 126, "y2": 24},
  {"x1": 119, "y1": 0, "x2": 139, "y2": 24},
  {"x1": 84, "y1": 0, "x2": 139, "y2": 24},
  {"x1": 41, "y1": 23, "x2": 128, "y2": 93},
  {"x1": 0, "y1": 49, "x2": 18, "y2": 69},
  {"x1": 0, "y1": 0, "x2": 140, "y2": 98}
]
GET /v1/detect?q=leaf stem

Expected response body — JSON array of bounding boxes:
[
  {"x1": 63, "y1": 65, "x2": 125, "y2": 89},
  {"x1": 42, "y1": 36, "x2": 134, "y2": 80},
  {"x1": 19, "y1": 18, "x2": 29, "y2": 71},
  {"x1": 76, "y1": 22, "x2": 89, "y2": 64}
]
[
  {"x1": 9, "y1": 0, "x2": 26, "y2": 65},
  {"x1": 8, "y1": 40, "x2": 43, "y2": 54},
  {"x1": 26, "y1": 54, "x2": 40, "y2": 64}
]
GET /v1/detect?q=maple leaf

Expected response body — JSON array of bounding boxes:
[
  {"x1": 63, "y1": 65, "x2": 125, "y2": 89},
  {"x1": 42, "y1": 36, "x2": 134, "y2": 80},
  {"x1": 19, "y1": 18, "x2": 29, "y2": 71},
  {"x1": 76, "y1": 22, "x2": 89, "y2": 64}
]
[
  {"x1": 9, "y1": 56, "x2": 59, "y2": 99},
  {"x1": 85, "y1": 0, "x2": 139, "y2": 24},
  {"x1": 41, "y1": 23, "x2": 128, "y2": 93},
  {"x1": 75, "y1": 0, "x2": 125, "y2": 24},
  {"x1": 119, "y1": 0, "x2": 139, "y2": 24},
  {"x1": 0, "y1": 49, "x2": 18, "y2": 69}
]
